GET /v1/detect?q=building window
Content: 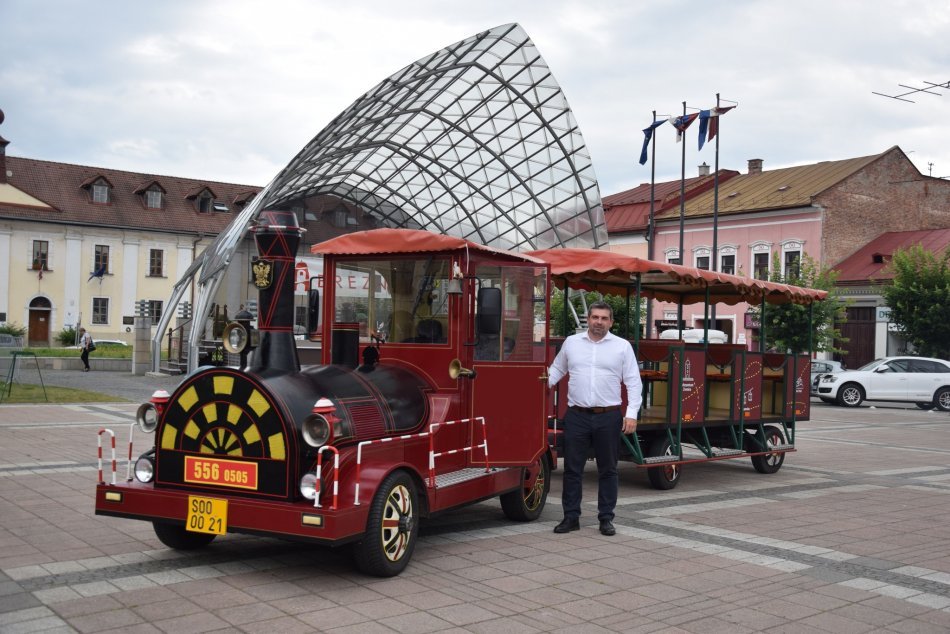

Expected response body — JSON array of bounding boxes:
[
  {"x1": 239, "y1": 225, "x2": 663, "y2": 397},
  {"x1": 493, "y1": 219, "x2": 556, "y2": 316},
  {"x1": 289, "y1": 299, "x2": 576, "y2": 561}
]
[
  {"x1": 753, "y1": 252, "x2": 770, "y2": 280},
  {"x1": 92, "y1": 182, "x2": 110, "y2": 204},
  {"x1": 784, "y1": 250, "x2": 801, "y2": 278},
  {"x1": 720, "y1": 254, "x2": 735, "y2": 275},
  {"x1": 92, "y1": 297, "x2": 109, "y2": 325},
  {"x1": 213, "y1": 201, "x2": 229, "y2": 212},
  {"x1": 665, "y1": 249, "x2": 681, "y2": 265},
  {"x1": 198, "y1": 193, "x2": 213, "y2": 213},
  {"x1": 94, "y1": 245, "x2": 110, "y2": 276},
  {"x1": 149, "y1": 249, "x2": 164, "y2": 277},
  {"x1": 32, "y1": 240, "x2": 49, "y2": 270},
  {"x1": 333, "y1": 209, "x2": 348, "y2": 228},
  {"x1": 145, "y1": 188, "x2": 163, "y2": 209},
  {"x1": 148, "y1": 300, "x2": 163, "y2": 320}
]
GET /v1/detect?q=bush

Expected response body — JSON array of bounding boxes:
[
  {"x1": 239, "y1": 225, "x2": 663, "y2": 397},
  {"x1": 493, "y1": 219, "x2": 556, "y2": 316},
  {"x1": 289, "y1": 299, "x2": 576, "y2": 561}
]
[
  {"x1": 57, "y1": 326, "x2": 78, "y2": 346},
  {"x1": 0, "y1": 322, "x2": 27, "y2": 337}
]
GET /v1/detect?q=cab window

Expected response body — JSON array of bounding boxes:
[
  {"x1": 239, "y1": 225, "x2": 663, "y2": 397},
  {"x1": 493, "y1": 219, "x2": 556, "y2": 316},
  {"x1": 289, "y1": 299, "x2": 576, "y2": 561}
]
[{"x1": 473, "y1": 264, "x2": 547, "y2": 361}]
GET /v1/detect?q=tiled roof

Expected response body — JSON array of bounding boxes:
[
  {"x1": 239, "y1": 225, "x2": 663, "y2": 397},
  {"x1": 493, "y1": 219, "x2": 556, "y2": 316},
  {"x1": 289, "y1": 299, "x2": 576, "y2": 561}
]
[
  {"x1": 604, "y1": 171, "x2": 739, "y2": 232},
  {"x1": 0, "y1": 156, "x2": 262, "y2": 235},
  {"x1": 833, "y1": 228, "x2": 950, "y2": 283},
  {"x1": 659, "y1": 150, "x2": 888, "y2": 220}
]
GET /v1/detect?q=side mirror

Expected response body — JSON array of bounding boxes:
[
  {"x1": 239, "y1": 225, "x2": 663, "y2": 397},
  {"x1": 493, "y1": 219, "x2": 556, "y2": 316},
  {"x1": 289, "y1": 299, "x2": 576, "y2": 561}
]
[
  {"x1": 307, "y1": 287, "x2": 320, "y2": 338},
  {"x1": 477, "y1": 287, "x2": 502, "y2": 335},
  {"x1": 874, "y1": 365, "x2": 888, "y2": 373}
]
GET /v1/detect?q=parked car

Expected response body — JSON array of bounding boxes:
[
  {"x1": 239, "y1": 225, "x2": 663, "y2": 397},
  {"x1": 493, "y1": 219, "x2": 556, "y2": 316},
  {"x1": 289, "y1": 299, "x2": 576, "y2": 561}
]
[
  {"x1": 814, "y1": 356, "x2": 950, "y2": 410},
  {"x1": 810, "y1": 359, "x2": 844, "y2": 394},
  {"x1": 658, "y1": 328, "x2": 729, "y2": 344}
]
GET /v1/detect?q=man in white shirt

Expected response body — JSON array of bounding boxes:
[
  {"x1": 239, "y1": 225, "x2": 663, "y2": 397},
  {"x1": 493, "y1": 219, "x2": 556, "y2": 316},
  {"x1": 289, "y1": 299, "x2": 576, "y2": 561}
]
[{"x1": 548, "y1": 301, "x2": 642, "y2": 536}]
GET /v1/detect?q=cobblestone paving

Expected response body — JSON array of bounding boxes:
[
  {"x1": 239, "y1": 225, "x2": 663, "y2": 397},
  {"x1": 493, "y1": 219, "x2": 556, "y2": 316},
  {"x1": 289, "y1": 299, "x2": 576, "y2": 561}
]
[{"x1": 1, "y1": 379, "x2": 950, "y2": 632}]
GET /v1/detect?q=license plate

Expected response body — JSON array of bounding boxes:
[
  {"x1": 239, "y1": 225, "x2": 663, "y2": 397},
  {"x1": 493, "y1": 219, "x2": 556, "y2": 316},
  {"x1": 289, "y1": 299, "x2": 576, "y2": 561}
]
[{"x1": 187, "y1": 495, "x2": 227, "y2": 535}]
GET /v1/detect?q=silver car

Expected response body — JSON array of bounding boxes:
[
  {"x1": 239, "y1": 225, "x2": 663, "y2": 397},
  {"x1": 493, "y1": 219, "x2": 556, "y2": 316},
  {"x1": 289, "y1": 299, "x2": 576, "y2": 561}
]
[{"x1": 815, "y1": 356, "x2": 950, "y2": 410}]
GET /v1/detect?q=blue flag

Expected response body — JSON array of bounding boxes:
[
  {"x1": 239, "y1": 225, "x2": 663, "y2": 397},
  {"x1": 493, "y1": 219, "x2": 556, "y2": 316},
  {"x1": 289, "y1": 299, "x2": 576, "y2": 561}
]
[
  {"x1": 638, "y1": 119, "x2": 666, "y2": 165},
  {"x1": 697, "y1": 110, "x2": 712, "y2": 150},
  {"x1": 87, "y1": 263, "x2": 107, "y2": 282}
]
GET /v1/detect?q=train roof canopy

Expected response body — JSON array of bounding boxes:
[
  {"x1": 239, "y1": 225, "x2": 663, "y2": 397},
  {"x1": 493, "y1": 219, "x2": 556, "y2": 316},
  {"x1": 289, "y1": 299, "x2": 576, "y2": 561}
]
[
  {"x1": 312, "y1": 228, "x2": 543, "y2": 264},
  {"x1": 526, "y1": 248, "x2": 828, "y2": 306}
]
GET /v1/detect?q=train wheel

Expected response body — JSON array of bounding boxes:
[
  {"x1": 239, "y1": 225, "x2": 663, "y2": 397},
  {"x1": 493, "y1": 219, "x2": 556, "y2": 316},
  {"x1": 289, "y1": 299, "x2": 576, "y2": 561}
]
[
  {"x1": 751, "y1": 425, "x2": 786, "y2": 474},
  {"x1": 837, "y1": 383, "x2": 864, "y2": 407},
  {"x1": 152, "y1": 522, "x2": 216, "y2": 550},
  {"x1": 500, "y1": 454, "x2": 550, "y2": 521},
  {"x1": 353, "y1": 470, "x2": 418, "y2": 577},
  {"x1": 646, "y1": 437, "x2": 680, "y2": 490},
  {"x1": 934, "y1": 387, "x2": 950, "y2": 412}
]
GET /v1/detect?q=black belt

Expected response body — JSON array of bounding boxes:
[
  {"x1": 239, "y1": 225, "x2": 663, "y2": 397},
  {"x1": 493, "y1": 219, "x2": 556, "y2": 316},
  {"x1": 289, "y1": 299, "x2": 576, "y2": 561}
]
[{"x1": 569, "y1": 405, "x2": 621, "y2": 414}]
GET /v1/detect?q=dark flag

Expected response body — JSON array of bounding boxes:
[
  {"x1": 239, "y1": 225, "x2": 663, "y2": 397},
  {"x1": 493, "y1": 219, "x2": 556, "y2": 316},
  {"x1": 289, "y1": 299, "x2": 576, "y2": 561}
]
[
  {"x1": 87, "y1": 263, "x2": 107, "y2": 282},
  {"x1": 697, "y1": 110, "x2": 712, "y2": 150},
  {"x1": 669, "y1": 113, "x2": 699, "y2": 142},
  {"x1": 638, "y1": 119, "x2": 667, "y2": 165}
]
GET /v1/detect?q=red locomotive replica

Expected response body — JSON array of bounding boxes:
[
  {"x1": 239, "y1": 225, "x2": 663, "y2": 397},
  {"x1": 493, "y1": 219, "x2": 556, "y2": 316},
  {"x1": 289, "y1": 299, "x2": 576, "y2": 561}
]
[{"x1": 94, "y1": 214, "x2": 826, "y2": 576}]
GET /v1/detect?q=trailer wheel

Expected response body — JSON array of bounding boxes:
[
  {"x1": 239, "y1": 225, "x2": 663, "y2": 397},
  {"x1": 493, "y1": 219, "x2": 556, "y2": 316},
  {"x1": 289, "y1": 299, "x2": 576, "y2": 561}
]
[
  {"x1": 915, "y1": 402, "x2": 934, "y2": 410},
  {"x1": 934, "y1": 387, "x2": 950, "y2": 412},
  {"x1": 750, "y1": 425, "x2": 786, "y2": 474},
  {"x1": 837, "y1": 383, "x2": 864, "y2": 407},
  {"x1": 353, "y1": 470, "x2": 418, "y2": 577},
  {"x1": 152, "y1": 521, "x2": 217, "y2": 550},
  {"x1": 646, "y1": 437, "x2": 680, "y2": 490},
  {"x1": 500, "y1": 454, "x2": 550, "y2": 521}
]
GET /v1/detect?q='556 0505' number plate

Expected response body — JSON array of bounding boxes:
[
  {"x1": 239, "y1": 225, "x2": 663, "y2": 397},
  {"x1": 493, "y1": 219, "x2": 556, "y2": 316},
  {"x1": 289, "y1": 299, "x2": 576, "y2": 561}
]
[
  {"x1": 187, "y1": 496, "x2": 227, "y2": 535},
  {"x1": 184, "y1": 456, "x2": 258, "y2": 490}
]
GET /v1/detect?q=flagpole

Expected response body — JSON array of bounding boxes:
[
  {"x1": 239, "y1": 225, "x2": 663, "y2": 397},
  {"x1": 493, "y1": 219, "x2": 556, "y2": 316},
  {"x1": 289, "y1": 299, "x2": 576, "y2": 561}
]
[
  {"x1": 677, "y1": 101, "x2": 686, "y2": 334},
  {"x1": 711, "y1": 93, "x2": 721, "y2": 327},
  {"x1": 646, "y1": 109, "x2": 657, "y2": 339}
]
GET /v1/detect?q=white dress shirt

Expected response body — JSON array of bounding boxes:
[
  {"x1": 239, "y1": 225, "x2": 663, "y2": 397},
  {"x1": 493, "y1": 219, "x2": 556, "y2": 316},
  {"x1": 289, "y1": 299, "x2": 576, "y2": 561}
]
[{"x1": 548, "y1": 330, "x2": 643, "y2": 419}]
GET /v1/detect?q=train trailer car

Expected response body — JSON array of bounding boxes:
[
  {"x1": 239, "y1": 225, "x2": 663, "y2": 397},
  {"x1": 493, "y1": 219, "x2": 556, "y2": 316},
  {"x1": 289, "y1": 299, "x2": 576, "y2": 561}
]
[
  {"x1": 95, "y1": 220, "x2": 554, "y2": 576},
  {"x1": 528, "y1": 248, "x2": 827, "y2": 490}
]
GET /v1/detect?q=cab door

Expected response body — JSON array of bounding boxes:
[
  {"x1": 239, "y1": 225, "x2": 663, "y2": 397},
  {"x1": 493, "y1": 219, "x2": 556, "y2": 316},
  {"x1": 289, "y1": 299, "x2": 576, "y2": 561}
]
[{"x1": 468, "y1": 264, "x2": 548, "y2": 465}]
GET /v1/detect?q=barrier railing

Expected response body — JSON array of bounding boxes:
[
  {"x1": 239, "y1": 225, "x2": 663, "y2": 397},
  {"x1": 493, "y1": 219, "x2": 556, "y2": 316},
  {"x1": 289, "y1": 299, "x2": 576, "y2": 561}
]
[
  {"x1": 314, "y1": 445, "x2": 339, "y2": 510},
  {"x1": 427, "y1": 417, "x2": 488, "y2": 487},
  {"x1": 97, "y1": 428, "x2": 116, "y2": 485}
]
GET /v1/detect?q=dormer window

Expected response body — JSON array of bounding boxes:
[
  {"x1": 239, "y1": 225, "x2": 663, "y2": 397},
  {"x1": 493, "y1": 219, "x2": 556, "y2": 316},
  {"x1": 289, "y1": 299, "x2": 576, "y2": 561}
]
[
  {"x1": 186, "y1": 186, "x2": 217, "y2": 213},
  {"x1": 133, "y1": 180, "x2": 166, "y2": 209},
  {"x1": 92, "y1": 183, "x2": 110, "y2": 203},
  {"x1": 145, "y1": 189, "x2": 163, "y2": 209},
  {"x1": 198, "y1": 193, "x2": 213, "y2": 213},
  {"x1": 81, "y1": 175, "x2": 114, "y2": 204}
]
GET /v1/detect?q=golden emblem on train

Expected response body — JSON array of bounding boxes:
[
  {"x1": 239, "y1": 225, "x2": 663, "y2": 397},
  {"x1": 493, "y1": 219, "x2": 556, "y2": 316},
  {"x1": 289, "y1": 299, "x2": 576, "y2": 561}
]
[{"x1": 252, "y1": 258, "x2": 273, "y2": 289}]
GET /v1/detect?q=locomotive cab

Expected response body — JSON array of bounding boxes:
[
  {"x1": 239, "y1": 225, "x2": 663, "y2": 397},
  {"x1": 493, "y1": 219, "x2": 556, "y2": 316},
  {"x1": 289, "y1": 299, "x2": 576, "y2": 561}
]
[{"x1": 96, "y1": 225, "x2": 554, "y2": 577}]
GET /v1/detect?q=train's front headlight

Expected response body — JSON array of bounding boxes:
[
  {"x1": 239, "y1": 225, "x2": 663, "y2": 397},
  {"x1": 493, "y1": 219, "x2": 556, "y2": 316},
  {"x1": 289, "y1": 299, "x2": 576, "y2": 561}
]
[
  {"x1": 302, "y1": 414, "x2": 332, "y2": 448},
  {"x1": 299, "y1": 472, "x2": 317, "y2": 500},
  {"x1": 134, "y1": 453, "x2": 155, "y2": 483}
]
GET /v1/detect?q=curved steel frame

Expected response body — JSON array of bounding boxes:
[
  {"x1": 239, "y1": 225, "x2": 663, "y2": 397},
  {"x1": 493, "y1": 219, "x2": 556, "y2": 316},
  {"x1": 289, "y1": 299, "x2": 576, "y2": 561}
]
[{"x1": 153, "y1": 23, "x2": 606, "y2": 372}]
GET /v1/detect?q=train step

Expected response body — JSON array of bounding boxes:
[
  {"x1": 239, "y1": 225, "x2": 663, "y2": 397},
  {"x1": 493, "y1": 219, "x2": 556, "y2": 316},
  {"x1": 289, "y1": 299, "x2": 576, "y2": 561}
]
[
  {"x1": 711, "y1": 448, "x2": 744, "y2": 457},
  {"x1": 426, "y1": 467, "x2": 507, "y2": 488}
]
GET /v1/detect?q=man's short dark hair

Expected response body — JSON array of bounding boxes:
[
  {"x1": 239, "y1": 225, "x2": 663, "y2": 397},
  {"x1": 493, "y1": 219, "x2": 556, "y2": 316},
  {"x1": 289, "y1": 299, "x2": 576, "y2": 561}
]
[{"x1": 588, "y1": 301, "x2": 613, "y2": 319}]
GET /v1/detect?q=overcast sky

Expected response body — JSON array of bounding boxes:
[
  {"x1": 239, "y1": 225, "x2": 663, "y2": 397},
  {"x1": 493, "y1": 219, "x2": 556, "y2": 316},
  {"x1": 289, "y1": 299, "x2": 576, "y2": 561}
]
[{"x1": 2, "y1": 0, "x2": 948, "y2": 198}]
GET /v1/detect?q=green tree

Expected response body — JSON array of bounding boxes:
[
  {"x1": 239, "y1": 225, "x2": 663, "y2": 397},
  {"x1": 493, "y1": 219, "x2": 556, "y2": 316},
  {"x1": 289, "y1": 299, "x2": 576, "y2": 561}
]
[
  {"x1": 752, "y1": 253, "x2": 848, "y2": 354},
  {"x1": 549, "y1": 288, "x2": 644, "y2": 338},
  {"x1": 880, "y1": 245, "x2": 950, "y2": 359}
]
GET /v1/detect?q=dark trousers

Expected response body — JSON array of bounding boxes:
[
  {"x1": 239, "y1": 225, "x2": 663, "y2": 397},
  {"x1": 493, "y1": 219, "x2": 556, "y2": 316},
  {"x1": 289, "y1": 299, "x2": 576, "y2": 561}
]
[
  {"x1": 561, "y1": 407, "x2": 622, "y2": 521},
  {"x1": 80, "y1": 349, "x2": 90, "y2": 370}
]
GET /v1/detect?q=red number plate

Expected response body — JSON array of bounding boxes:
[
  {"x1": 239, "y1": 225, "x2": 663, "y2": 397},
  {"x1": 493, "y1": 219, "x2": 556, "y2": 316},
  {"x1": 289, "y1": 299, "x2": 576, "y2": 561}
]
[{"x1": 184, "y1": 456, "x2": 258, "y2": 490}]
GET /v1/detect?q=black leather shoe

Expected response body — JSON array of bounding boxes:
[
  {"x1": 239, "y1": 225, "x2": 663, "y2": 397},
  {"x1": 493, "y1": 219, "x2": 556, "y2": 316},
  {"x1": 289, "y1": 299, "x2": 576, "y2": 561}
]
[
  {"x1": 553, "y1": 517, "x2": 580, "y2": 533},
  {"x1": 599, "y1": 519, "x2": 616, "y2": 536}
]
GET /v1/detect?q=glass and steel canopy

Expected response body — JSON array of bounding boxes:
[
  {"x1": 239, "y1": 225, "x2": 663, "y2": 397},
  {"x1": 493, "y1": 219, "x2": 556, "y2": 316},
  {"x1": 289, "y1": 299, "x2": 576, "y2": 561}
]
[{"x1": 157, "y1": 23, "x2": 606, "y2": 372}]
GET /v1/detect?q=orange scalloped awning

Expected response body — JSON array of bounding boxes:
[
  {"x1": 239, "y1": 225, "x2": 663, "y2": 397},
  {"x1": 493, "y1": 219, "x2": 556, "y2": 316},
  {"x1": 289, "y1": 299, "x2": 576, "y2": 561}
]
[{"x1": 312, "y1": 228, "x2": 543, "y2": 264}]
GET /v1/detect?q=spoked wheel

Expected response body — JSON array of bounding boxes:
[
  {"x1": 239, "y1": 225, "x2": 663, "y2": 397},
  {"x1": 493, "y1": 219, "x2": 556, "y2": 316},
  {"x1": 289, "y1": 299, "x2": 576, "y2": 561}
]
[
  {"x1": 152, "y1": 521, "x2": 217, "y2": 550},
  {"x1": 837, "y1": 383, "x2": 864, "y2": 407},
  {"x1": 500, "y1": 454, "x2": 550, "y2": 521},
  {"x1": 750, "y1": 425, "x2": 787, "y2": 474},
  {"x1": 934, "y1": 387, "x2": 950, "y2": 412},
  {"x1": 353, "y1": 470, "x2": 419, "y2": 577},
  {"x1": 646, "y1": 436, "x2": 680, "y2": 490}
]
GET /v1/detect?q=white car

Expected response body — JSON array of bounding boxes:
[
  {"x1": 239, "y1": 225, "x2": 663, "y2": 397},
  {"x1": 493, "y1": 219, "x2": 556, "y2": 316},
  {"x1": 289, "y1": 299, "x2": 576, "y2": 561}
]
[
  {"x1": 810, "y1": 359, "x2": 844, "y2": 394},
  {"x1": 815, "y1": 356, "x2": 950, "y2": 410},
  {"x1": 658, "y1": 328, "x2": 728, "y2": 344}
]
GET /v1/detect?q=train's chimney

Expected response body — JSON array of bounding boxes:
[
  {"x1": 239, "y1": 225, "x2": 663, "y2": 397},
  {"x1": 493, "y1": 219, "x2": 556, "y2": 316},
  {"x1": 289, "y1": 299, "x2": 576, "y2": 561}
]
[{"x1": 250, "y1": 210, "x2": 304, "y2": 373}]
